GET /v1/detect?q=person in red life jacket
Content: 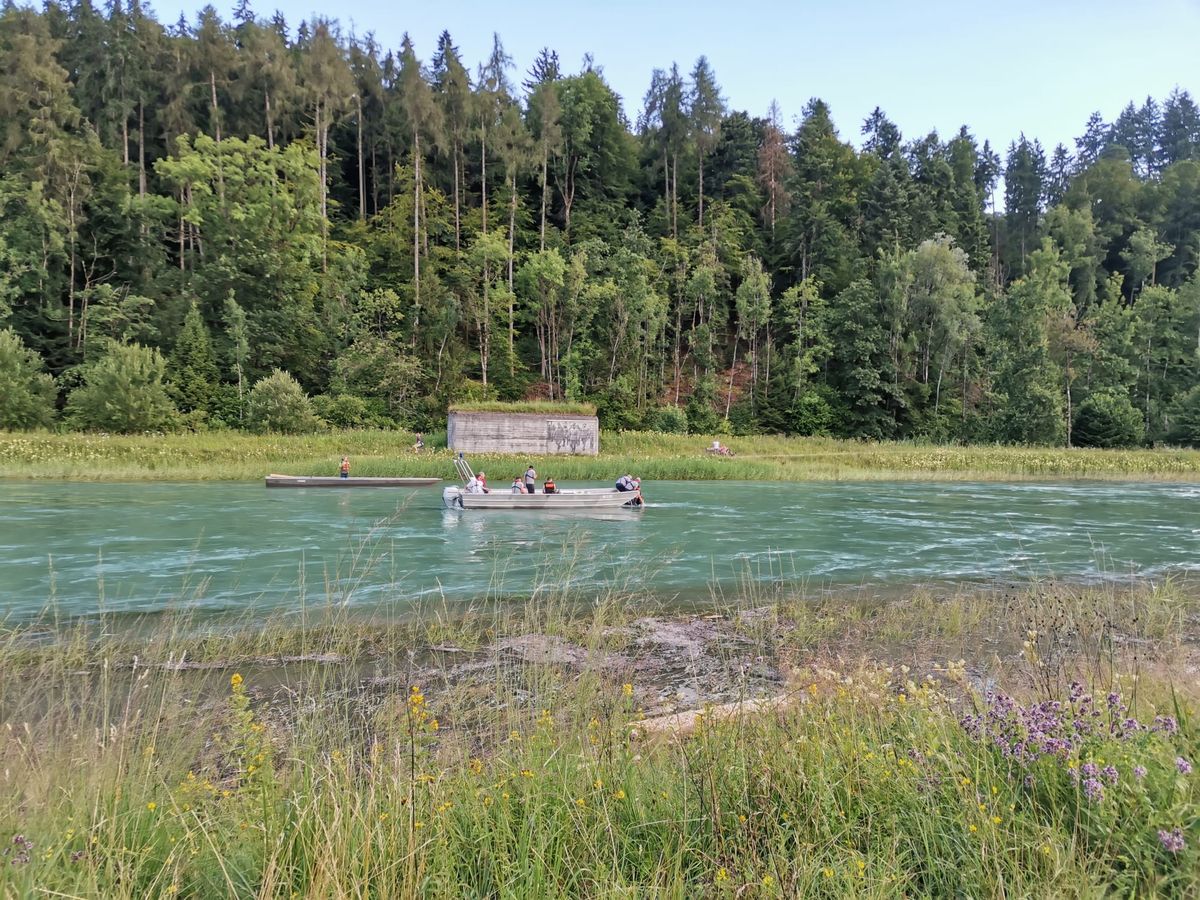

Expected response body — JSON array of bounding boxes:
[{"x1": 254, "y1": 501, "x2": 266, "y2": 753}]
[
  {"x1": 339, "y1": 456, "x2": 351, "y2": 479},
  {"x1": 543, "y1": 477, "x2": 557, "y2": 494}
]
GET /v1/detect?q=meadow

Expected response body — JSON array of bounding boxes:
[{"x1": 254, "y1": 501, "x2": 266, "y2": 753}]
[
  {"x1": 2, "y1": 580, "x2": 1198, "y2": 896},
  {"x1": 3, "y1": 428, "x2": 1200, "y2": 482}
]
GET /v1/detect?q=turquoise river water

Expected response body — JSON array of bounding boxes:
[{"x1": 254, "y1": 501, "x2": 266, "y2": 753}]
[{"x1": 1, "y1": 480, "x2": 1198, "y2": 621}]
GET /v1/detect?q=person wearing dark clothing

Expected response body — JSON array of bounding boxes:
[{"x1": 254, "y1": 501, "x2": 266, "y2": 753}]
[{"x1": 524, "y1": 465, "x2": 537, "y2": 495}]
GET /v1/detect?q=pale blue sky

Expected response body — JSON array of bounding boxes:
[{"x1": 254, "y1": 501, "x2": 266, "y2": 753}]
[{"x1": 196, "y1": 0, "x2": 1198, "y2": 155}]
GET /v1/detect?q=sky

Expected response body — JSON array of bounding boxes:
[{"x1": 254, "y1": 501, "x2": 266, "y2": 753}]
[{"x1": 194, "y1": 0, "x2": 1199, "y2": 156}]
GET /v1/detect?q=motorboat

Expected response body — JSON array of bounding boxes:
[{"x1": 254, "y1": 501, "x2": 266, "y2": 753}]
[{"x1": 442, "y1": 457, "x2": 643, "y2": 511}]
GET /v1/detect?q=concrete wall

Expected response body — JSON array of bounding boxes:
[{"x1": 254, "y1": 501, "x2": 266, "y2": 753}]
[{"x1": 448, "y1": 412, "x2": 600, "y2": 455}]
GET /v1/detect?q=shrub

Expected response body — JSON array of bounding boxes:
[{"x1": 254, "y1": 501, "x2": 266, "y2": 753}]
[
  {"x1": 1073, "y1": 391, "x2": 1145, "y2": 448},
  {"x1": 685, "y1": 376, "x2": 721, "y2": 435},
  {"x1": 246, "y1": 369, "x2": 323, "y2": 434},
  {"x1": 649, "y1": 405, "x2": 688, "y2": 434},
  {"x1": 789, "y1": 389, "x2": 835, "y2": 437},
  {"x1": 1166, "y1": 385, "x2": 1200, "y2": 448},
  {"x1": 65, "y1": 342, "x2": 178, "y2": 433},
  {"x1": 0, "y1": 328, "x2": 57, "y2": 429},
  {"x1": 312, "y1": 394, "x2": 395, "y2": 430}
]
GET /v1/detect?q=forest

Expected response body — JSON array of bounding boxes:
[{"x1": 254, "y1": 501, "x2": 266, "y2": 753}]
[{"x1": 1, "y1": 1, "x2": 1199, "y2": 446}]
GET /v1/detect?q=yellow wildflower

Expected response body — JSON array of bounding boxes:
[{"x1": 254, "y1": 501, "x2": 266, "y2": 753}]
[
  {"x1": 593, "y1": 778, "x2": 604, "y2": 790},
  {"x1": 968, "y1": 824, "x2": 977, "y2": 833},
  {"x1": 146, "y1": 802, "x2": 157, "y2": 811},
  {"x1": 716, "y1": 867, "x2": 729, "y2": 883},
  {"x1": 613, "y1": 789, "x2": 626, "y2": 801},
  {"x1": 623, "y1": 683, "x2": 634, "y2": 697},
  {"x1": 576, "y1": 798, "x2": 586, "y2": 808},
  {"x1": 992, "y1": 816, "x2": 1002, "y2": 825},
  {"x1": 230, "y1": 673, "x2": 243, "y2": 689}
]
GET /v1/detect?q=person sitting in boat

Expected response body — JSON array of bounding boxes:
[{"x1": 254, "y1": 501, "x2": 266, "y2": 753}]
[
  {"x1": 466, "y1": 471, "x2": 489, "y2": 494},
  {"x1": 412, "y1": 433, "x2": 425, "y2": 451},
  {"x1": 339, "y1": 456, "x2": 351, "y2": 479},
  {"x1": 543, "y1": 477, "x2": 557, "y2": 494},
  {"x1": 511, "y1": 476, "x2": 527, "y2": 493},
  {"x1": 615, "y1": 474, "x2": 637, "y2": 492}
]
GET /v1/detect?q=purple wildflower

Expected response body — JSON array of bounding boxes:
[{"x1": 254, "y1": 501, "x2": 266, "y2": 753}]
[
  {"x1": 1133, "y1": 765, "x2": 1148, "y2": 780},
  {"x1": 1158, "y1": 828, "x2": 1186, "y2": 853},
  {"x1": 1176, "y1": 757, "x2": 1192, "y2": 775},
  {"x1": 1102, "y1": 765, "x2": 1119, "y2": 785},
  {"x1": 1082, "y1": 778, "x2": 1104, "y2": 802},
  {"x1": 1153, "y1": 716, "x2": 1179, "y2": 735},
  {"x1": 1081, "y1": 762, "x2": 1099, "y2": 778}
]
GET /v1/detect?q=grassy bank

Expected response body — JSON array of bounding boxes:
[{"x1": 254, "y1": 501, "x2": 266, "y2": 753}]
[
  {"x1": 2, "y1": 582, "x2": 1199, "y2": 896},
  {"x1": 3, "y1": 429, "x2": 1200, "y2": 482}
]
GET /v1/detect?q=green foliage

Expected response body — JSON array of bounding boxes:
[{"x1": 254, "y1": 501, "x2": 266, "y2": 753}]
[
  {"x1": 0, "y1": 328, "x2": 57, "y2": 429},
  {"x1": 648, "y1": 405, "x2": 688, "y2": 434},
  {"x1": 168, "y1": 304, "x2": 219, "y2": 415},
  {"x1": 449, "y1": 401, "x2": 597, "y2": 415},
  {"x1": 65, "y1": 342, "x2": 179, "y2": 433},
  {"x1": 0, "y1": 2, "x2": 1198, "y2": 448},
  {"x1": 1167, "y1": 386, "x2": 1200, "y2": 447},
  {"x1": 1073, "y1": 391, "x2": 1146, "y2": 448},
  {"x1": 685, "y1": 376, "x2": 721, "y2": 434},
  {"x1": 245, "y1": 369, "x2": 322, "y2": 434}
]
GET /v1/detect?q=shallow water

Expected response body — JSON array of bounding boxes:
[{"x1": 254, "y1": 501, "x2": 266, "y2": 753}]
[{"x1": 1, "y1": 480, "x2": 1198, "y2": 620}]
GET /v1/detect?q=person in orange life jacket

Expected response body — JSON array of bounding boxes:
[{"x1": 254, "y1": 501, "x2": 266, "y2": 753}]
[
  {"x1": 543, "y1": 477, "x2": 557, "y2": 494},
  {"x1": 339, "y1": 456, "x2": 350, "y2": 478}
]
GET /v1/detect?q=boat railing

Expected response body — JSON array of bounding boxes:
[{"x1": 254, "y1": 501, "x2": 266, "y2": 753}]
[{"x1": 453, "y1": 454, "x2": 475, "y2": 485}]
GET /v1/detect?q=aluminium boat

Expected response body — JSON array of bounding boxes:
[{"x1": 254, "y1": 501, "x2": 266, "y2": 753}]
[{"x1": 442, "y1": 456, "x2": 643, "y2": 511}]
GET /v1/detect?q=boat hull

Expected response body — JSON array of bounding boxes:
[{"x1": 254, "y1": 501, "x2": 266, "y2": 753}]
[
  {"x1": 266, "y1": 475, "x2": 441, "y2": 488},
  {"x1": 443, "y1": 486, "x2": 642, "y2": 510}
]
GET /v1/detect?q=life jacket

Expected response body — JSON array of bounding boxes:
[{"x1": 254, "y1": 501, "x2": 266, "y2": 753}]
[
  {"x1": 544, "y1": 479, "x2": 556, "y2": 493},
  {"x1": 340, "y1": 459, "x2": 350, "y2": 474}
]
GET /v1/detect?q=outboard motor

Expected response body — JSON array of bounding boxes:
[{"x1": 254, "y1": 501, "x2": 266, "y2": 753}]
[{"x1": 442, "y1": 485, "x2": 464, "y2": 510}]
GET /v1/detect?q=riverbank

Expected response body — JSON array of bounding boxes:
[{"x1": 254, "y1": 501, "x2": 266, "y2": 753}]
[
  {"x1": 2, "y1": 581, "x2": 1198, "y2": 896},
  {"x1": 3, "y1": 429, "x2": 1200, "y2": 482}
]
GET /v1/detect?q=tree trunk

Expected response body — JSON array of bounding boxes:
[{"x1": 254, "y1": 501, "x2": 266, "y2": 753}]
[
  {"x1": 539, "y1": 143, "x2": 548, "y2": 251},
  {"x1": 356, "y1": 95, "x2": 366, "y2": 221},
  {"x1": 453, "y1": 141, "x2": 461, "y2": 250},
  {"x1": 724, "y1": 339, "x2": 738, "y2": 419},
  {"x1": 480, "y1": 126, "x2": 488, "y2": 235},
  {"x1": 413, "y1": 130, "x2": 421, "y2": 337},
  {"x1": 265, "y1": 90, "x2": 274, "y2": 150},
  {"x1": 137, "y1": 101, "x2": 146, "y2": 198},
  {"x1": 698, "y1": 153, "x2": 704, "y2": 228},
  {"x1": 211, "y1": 71, "x2": 225, "y2": 205}
]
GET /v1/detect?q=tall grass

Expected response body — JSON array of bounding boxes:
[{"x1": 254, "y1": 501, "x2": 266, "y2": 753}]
[
  {"x1": 2, "y1": 581, "x2": 1199, "y2": 896},
  {"x1": 3, "y1": 429, "x2": 1200, "y2": 482}
]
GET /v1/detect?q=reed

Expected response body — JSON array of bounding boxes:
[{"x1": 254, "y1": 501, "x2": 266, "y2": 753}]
[
  {"x1": 2, "y1": 580, "x2": 1198, "y2": 897},
  {"x1": 3, "y1": 429, "x2": 1200, "y2": 482}
]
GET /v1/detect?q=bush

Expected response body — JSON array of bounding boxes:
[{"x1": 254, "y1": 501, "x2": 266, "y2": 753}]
[
  {"x1": 312, "y1": 394, "x2": 395, "y2": 430},
  {"x1": 789, "y1": 389, "x2": 835, "y2": 437},
  {"x1": 649, "y1": 405, "x2": 688, "y2": 434},
  {"x1": 245, "y1": 369, "x2": 323, "y2": 434},
  {"x1": 1166, "y1": 385, "x2": 1200, "y2": 447},
  {"x1": 65, "y1": 342, "x2": 178, "y2": 433},
  {"x1": 685, "y1": 376, "x2": 721, "y2": 435},
  {"x1": 0, "y1": 328, "x2": 57, "y2": 429},
  {"x1": 1072, "y1": 391, "x2": 1145, "y2": 448}
]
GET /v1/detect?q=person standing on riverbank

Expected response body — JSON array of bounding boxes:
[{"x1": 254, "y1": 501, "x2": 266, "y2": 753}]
[{"x1": 339, "y1": 456, "x2": 350, "y2": 479}]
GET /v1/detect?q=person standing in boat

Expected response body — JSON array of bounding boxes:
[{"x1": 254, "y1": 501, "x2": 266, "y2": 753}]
[
  {"x1": 524, "y1": 464, "x2": 537, "y2": 495},
  {"x1": 339, "y1": 456, "x2": 351, "y2": 479}
]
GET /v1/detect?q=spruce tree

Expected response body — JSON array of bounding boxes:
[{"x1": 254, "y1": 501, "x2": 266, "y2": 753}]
[{"x1": 168, "y1": 303, "x2": 219, "y2": 414}]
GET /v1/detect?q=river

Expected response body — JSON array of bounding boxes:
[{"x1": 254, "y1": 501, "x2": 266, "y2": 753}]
[{"x1": 1, "y1": 480, "x2": 1198, "y2": 620}]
